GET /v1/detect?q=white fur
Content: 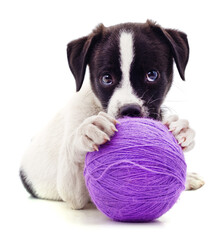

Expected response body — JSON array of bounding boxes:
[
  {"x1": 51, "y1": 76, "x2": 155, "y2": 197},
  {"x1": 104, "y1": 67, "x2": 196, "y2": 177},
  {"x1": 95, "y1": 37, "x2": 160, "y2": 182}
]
[
  {"x1": 21, "y1": 82, "x2": 102, "y2": 208},
  {"x1": 107, "y1": 31, "x2": 146, "y2": 117},
  {"x1": 119, "y1": 31, "x2": 134, "y2": 82}
]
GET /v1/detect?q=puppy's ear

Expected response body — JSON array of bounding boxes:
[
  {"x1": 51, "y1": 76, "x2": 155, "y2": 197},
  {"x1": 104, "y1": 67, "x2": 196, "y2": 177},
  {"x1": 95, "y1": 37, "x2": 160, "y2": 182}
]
[
  {"x1": 67, "y1": 24, "x2": 104, "y2": 91},
  {"x1": 148, "y1": 20, "x2": 189, "y2": 80},
  {"x1": 161, "y1": 28, "x2": 189, "y2": 80}
]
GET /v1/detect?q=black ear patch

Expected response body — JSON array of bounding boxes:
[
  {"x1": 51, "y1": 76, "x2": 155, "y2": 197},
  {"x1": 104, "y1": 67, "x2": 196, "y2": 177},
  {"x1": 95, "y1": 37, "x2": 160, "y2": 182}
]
[
  {"x1": 67, "y1": 24, "x2": 104, "y2": 92},
  {"x1": 149, "y1": 21, "x2": 189, "y2": 80},
  {"x1": 161, "y1": 28, "x2": 189, "y2": 80}
]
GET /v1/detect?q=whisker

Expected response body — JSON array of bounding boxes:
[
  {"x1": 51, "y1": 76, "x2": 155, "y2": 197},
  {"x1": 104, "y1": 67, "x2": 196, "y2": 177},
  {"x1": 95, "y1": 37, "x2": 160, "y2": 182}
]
[
  {"x1": 146, "y1": 94, "x2": 155, "y2": 105},
  {"x1": 140, "y1": 89, "x2": 150, "y2": 99},
  {"x1": 148, "y1": 97, "x2": 164, "y2": 105}
]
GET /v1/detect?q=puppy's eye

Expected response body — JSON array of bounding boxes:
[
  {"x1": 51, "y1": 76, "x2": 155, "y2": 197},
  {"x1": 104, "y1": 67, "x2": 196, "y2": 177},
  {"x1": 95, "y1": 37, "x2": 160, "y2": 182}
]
[
  {"x1": 146, "y1": 70, "x2": 159, "y2": 82},
  {"x1": 100, "y1": 74, "x2": 114, "y2": 86}
]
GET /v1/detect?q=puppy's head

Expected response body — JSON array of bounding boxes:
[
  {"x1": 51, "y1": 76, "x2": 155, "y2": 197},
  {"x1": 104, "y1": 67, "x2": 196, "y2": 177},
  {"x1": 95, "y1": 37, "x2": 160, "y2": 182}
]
[{"x1": 67, "y1": 20, "x2": 189, "y2": 120}]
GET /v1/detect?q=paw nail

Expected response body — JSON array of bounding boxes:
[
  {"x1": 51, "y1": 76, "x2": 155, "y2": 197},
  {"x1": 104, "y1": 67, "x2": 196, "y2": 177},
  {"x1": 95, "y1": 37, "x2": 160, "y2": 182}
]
[
  {"x1": 169, "y1": 127, "x2": 175, "y2": 132},
  {"x1": 112, "y1": 126, "x2": 118, "y2": 132},
  {"x1": 178, "y1": 138, "x2": 185, "y2": 144},
  {"x1": 178, "y1": 137, "x2": 186, "y2": 144},
  {"x1": 115, "y1": 120, "x2": 121, "y2": 125},
  {"x1": 104, "y1": 136, "x2": 110, "y2": 142},
  {"x1": 93, "y1": 144, "x2": 99, "y2": 152}
]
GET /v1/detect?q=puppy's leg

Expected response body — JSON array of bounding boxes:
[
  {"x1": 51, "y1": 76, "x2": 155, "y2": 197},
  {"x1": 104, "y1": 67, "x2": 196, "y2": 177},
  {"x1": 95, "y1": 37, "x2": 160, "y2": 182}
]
[
  {"x1": 57, "y1": 112, "x2": 118, "y2": 209},
  {"x1": 185, "y1": 172, "x2": 205, "y2": 190},
  {"x1": 163, "y1": 115, "x2": 205, "y2": 190}
]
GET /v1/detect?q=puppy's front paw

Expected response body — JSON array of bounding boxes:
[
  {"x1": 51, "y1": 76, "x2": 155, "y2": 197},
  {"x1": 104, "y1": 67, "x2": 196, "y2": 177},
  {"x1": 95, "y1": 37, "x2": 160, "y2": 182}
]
[
  {"x1": 163, "y1": 115, "x2": 195, "y2": 152},
  {"x1": 75, "y1": 112, "x2": 118, "y2": 153}
]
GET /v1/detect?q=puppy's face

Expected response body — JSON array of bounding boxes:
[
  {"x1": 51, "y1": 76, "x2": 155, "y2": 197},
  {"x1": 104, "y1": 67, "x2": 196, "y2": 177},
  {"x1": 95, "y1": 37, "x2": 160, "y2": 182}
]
[{"x1": 67, "y1": 21, "x2": 189, "y2": 120}]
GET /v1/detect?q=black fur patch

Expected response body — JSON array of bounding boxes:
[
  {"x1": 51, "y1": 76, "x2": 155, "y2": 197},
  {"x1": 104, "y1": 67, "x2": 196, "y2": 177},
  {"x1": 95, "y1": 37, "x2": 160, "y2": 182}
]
[
  {"x1": 19, "y1": 169, "x2": 38, "y2": 198},
  {"x1": 89, "y1": 28, "x2": 122, "y2": 110}
]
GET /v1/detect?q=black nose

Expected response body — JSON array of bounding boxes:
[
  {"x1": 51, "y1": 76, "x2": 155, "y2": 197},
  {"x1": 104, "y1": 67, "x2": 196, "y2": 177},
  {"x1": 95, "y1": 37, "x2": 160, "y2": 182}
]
[{"x1": 119, "y1": 104, "x2": 142, "y2": 117}]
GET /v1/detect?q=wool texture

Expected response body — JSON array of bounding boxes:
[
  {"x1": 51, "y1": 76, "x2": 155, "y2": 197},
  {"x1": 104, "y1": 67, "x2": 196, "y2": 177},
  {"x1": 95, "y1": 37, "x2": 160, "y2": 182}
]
[{"x1": 84, "y1": 117, "x2": 186, "y2": 222}]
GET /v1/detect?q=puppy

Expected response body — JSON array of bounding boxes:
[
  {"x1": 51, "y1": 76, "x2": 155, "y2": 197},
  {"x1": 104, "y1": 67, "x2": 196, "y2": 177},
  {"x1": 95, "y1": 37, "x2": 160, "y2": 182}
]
[{"x1": 20, "y1": 20, "x2": 204, "y2": 209}]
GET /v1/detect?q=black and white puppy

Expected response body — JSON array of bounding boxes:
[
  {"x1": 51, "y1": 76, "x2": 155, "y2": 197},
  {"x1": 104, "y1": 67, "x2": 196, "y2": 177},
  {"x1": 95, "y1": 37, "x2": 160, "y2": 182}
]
[{"x1": 20, "y1": 20, "x2": 204, "y2": 209}]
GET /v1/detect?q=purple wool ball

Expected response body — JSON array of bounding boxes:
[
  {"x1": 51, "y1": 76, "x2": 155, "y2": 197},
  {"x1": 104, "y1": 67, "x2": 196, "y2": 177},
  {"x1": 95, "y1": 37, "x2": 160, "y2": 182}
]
[{"x1": 84, "y1": 117, "x2": 186, "y2": 222}]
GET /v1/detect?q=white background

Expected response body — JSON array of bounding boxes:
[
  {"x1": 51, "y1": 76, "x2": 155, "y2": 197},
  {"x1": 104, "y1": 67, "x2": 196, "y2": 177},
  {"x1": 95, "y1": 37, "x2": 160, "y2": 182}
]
[{"x1": 1, "y1": 0, "x2": 221, "y2": 239}]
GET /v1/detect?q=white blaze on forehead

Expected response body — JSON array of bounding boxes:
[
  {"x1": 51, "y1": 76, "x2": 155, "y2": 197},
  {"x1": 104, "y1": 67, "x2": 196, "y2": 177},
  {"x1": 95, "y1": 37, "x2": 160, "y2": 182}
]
[
  {"x1": 107, "y1": 31, "x2": 146, "y2": 117},
  {"x1": 119, "y1": 31, "x2": 134, "y2": 83}
]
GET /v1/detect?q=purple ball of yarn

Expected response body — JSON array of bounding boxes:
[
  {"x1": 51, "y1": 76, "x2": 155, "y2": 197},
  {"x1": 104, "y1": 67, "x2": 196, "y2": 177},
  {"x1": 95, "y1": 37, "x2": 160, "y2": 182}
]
[{"x1": 84, "y1": 117, "x2": 186, "y2": 222}]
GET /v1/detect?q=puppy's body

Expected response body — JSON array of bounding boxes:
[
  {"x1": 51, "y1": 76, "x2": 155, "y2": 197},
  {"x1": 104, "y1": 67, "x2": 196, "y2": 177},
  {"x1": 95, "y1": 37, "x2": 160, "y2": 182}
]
[
  {"x1": 20, "y1": 84, "x2": 101, "y2": 203},
  {"x1": 20, "y1": 20, "x2": 204, "y2": 209}
]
